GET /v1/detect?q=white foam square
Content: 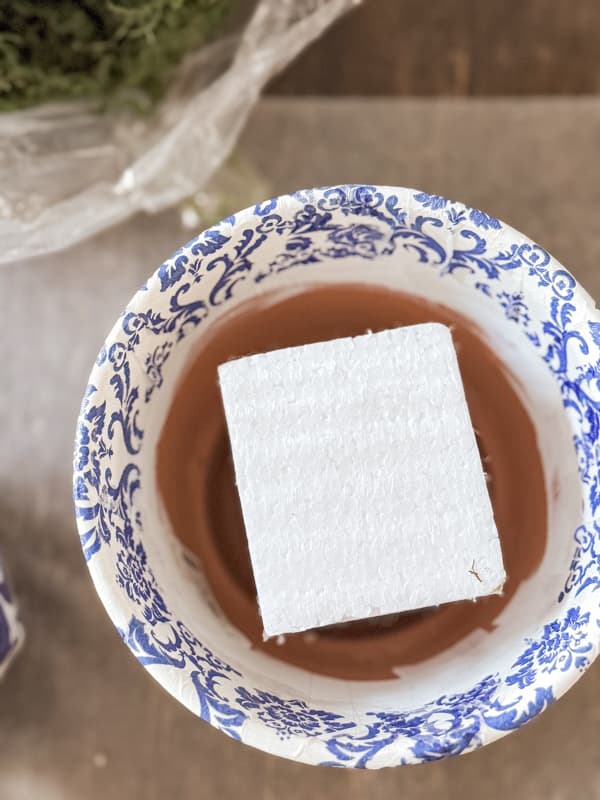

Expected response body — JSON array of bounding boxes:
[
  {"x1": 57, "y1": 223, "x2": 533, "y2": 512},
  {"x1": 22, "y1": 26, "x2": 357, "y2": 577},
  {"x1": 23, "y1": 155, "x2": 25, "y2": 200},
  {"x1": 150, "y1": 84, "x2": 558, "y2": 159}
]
[{"x1": 218, "y1": 323, "x2": 505, "y2": 638}]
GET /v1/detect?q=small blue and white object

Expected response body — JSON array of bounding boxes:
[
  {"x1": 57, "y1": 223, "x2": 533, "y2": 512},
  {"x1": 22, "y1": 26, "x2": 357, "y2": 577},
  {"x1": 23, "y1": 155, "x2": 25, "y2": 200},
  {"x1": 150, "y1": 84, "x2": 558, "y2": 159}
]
[{"x1": 0, "y1": 558, "x2": 23, "y2": 679}]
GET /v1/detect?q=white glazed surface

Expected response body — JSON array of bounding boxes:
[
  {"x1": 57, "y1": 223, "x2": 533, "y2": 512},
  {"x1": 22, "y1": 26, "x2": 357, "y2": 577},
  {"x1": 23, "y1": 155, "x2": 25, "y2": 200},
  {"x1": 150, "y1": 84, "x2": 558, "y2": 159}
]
[
  {"x1": 74, "y1": 186, "x2": 600, "y2": 767},
  {"x1": 218, "y1": 322, "x2": 505, "y2": 637}
]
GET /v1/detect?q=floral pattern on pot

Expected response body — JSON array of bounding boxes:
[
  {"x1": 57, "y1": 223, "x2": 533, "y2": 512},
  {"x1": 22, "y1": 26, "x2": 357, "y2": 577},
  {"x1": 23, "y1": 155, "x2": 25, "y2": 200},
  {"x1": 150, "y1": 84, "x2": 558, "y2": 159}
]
[{"x1": 74, "y1": 185, "x2": 600, "y2": 768}]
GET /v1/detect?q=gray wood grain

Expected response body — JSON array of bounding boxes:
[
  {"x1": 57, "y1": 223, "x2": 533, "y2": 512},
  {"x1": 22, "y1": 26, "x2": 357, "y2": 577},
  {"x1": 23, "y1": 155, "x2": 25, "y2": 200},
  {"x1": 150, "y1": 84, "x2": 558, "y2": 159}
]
[{"x1": 1, "y1": 97, "x2": 599, "y2": 799}]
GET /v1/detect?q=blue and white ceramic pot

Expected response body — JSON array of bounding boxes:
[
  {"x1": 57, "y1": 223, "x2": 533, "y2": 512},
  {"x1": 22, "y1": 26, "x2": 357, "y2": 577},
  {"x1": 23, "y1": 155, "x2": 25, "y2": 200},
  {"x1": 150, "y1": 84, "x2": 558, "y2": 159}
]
[{"x1": 74, "y1": 186, "x2": 600, "y2": 767}]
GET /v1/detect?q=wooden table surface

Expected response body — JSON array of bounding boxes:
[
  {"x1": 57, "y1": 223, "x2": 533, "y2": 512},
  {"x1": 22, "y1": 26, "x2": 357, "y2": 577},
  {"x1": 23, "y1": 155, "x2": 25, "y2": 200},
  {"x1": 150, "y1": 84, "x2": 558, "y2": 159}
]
[
  {"x1": 269, "y1": 0, "x2": 600, "y2": 96},
  {"x1": 1, "y1": 97, "x2": 600, "y2": 799}
]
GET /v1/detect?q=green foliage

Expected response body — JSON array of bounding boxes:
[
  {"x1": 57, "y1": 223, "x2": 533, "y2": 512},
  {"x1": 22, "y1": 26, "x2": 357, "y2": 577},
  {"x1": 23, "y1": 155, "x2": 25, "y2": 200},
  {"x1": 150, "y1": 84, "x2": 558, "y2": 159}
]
[{"x1": 0, "y1": 0, "x2": 233, "y2": 111}]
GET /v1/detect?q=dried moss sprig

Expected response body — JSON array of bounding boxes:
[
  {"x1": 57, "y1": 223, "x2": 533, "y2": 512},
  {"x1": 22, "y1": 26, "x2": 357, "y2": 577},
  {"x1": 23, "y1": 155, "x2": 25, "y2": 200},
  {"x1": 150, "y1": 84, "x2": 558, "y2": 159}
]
[{"x1": 0, "y1": 0, "x2": 233, "y2": 112}]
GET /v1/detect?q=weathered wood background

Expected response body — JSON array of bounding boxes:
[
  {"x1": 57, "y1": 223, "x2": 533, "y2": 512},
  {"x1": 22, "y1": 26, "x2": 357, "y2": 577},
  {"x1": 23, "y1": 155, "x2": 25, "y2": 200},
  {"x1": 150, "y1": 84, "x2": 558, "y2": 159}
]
[{"x1": 269, "y1": 0, "x2": 600, "y2": 95}]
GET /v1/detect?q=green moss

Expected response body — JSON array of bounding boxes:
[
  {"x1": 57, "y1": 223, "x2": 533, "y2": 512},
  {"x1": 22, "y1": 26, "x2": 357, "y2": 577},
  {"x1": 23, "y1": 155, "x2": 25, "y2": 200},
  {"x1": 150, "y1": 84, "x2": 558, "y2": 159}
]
[{"x1": 0, "y1": 0, "x2": 234, "y2": 112}]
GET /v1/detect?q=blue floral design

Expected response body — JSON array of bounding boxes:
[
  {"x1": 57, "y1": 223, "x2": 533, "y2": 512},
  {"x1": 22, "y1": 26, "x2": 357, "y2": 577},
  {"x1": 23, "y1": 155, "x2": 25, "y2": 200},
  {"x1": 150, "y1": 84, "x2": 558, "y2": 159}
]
[
  {"x1": 475, "y1": 282, "x2": 492, "y2": 296},
  {"x1": 336, "y1": 676, "x2": 499, "y2": 766},
  {"x1": 498, "y1": 291, "x2": 530, "y2": 326},
  {"x1": 144, "y1": 342, "x2": 172, "y2": 402},
  {"x1": 322, "y1": 675, "x2": 554, "y2": 767},
  {"x1": 0, "y1": 604, "x2": 10, "y2": 665},
  {"x1": 414, "y1": 192, "x2": 448, "y2": 210},
  {"x1": 236, "y1": 688, "x2": 354, "y2": 740},
  {"x1": 73, "y1": 185, "x2": 600, "y2": 767},
  {"x1": 506, "y1": 608, "x2": 592, "y2": 689},
  {"x1": 255, "y1": 198, "x2": 278, "y2": 216},
  {"x1": 121, "y1": 615, "x2": 247, "y2": 739},
  {"x1": 469, "y1": 208, "x2": 501, "y2": 230},
  {"x1": 0, "y1": 562, "x2": 21, "y2": 672},
  {"x1": 116, "y1": 543, "x2": 169, "y2": 624},
  {"x1": 588, "y1": 322, "x2": 600, "y2": 349},
  {"x1": 0, "y1": 570, "x2": 14, "y2": 664},
  {"x1": 446, "y1": 206, "x2": 467, "y2": 227},
  {"x1": 158, "y1": 248, "x2": 188, "y2": 292},
  {"x1": 560, "y1": 524, "x2": 600, "y2": 601},
  {"x1": 107, "y1": 345, "x2": 143, "y2": 455},
  {"x1": 74, "y1": 377, "x2": 141, "y2": 561},
  {"x1": 446, "y1": 234, "x2": 528, "y2": 279},
  {"x1": 529, "y1": 265, "x2": 552, "y2": 288}
]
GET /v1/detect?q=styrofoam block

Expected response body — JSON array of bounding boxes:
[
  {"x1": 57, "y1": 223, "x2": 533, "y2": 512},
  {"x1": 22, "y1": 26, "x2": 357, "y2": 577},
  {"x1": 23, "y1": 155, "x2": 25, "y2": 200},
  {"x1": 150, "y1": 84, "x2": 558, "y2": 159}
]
[{"x1": 218, "y1": 323, "x2": 506, "y2": 638}]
